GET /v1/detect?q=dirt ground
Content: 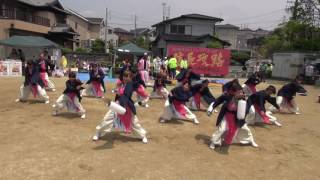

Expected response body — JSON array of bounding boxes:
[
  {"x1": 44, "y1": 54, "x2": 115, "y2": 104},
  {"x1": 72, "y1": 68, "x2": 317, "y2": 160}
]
[{"x1": 0, "y1": 77, "x2": 320, "y2": 180}]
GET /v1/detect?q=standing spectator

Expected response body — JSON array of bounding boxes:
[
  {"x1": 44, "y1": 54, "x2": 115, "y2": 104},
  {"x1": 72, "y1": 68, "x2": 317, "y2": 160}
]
[
  {"x1": 259, "y1": 63, "x2": 268, "y2": 82},
  {"x1": 253, "y1": 63, "x2": 260, "y2": 74},
  {"x1": 180, "y1": 56, "x2": 188, "y2": 70},
  {"x1": 18, "y1": 49, "x2": 26, "y2": 76},
  {"x1": 9, "y1": 48, "x2": 19, "y2": 59},
  {"x1": 137, "y1": 53, "x2": 150, "y2": 84},
  {"x1": 153, "y1": 56, "x2": 162, "y2": 78},
  {"x1": 168, "y1": 55, "x2": 177, "y2": 79},
  {"x1": 305, "y1": 63, "x2": 315, "y2": 85}
]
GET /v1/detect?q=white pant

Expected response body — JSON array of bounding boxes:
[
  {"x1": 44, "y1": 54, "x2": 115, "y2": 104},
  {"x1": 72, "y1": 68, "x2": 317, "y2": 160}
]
[
  {"x1": 150, "y1": 87, "x2": 169, "y2": 99},
  {"x1": 246, "y1": 105, "x2": 278, "y2": 125},
  {"x1": 160, "y1": 100, "x2": 197, "y2": 121},
  {"x1": 95, "y1": 110, "x2": 147, "y2": 138},
  {"x1": 139, "y1": 70, "x2": 149, "y2": 84},
  {"x1": 211, "y1": 118, "x2": 255, "y2": 145},
  {"x1": 19, "y1": 85, "x2": 49, "y2": 102},
  {"x1": 269, "y1": 96, "x2": 299, "y2": 113},
  {"x1": 81, "y1": 83, "x2": 103, "y2": 98},
  {"x1": 54, "y1": 94, "x2": 85, "y2": 115},
  {"x1": 43, "y1": 73, "x2": 55, "y2": 91},
  {"x1": 242, "y1": 84, "x2": 254, "y2": 98}
]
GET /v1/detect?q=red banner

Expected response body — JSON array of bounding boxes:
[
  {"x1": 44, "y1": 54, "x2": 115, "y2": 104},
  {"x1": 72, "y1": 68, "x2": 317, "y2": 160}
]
[{"x1": 167, "y1": 45, "x2": 231, "y2": 76}]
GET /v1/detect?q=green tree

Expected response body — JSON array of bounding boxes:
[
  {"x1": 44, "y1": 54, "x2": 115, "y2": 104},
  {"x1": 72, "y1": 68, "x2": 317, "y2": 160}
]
[
  {"x1": 91, "y1": 39, "x2": 105, "y2": 53},
  {"x1": 231, "y1": 50, "x2": 250, "y2": 65},
  {"x1": 207, "y1": 41, "x2": 223, "y2": 48},
  {"x1": 75, "y1": 47, "x2": 88, "y2": 53}
]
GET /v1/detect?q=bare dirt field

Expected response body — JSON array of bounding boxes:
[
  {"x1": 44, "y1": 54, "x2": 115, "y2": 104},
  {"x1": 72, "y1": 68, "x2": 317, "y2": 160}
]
[{"x1": 0, "y1": 77, "x2": 320, "y2": 180}]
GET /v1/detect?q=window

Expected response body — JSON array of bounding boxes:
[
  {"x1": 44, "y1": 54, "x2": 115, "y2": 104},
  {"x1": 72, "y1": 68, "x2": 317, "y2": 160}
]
[
  {"x1": 108, "y1": 29, "x2": 112, "y2": 34},
  {"x1": 170, "y1": 25, "x2": 191, "y2": 35}
]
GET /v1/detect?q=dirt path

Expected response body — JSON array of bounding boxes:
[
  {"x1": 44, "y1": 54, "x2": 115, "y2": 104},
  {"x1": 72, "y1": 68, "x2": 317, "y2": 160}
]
[{"x1": 0, "y1": 77, "x2": 319, "y2": 180}]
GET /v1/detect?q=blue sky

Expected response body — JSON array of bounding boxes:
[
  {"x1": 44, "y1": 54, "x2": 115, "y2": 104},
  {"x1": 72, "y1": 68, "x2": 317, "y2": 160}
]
[{"x1": 60, "y1": 0, "x2": 289, "y2": 30}]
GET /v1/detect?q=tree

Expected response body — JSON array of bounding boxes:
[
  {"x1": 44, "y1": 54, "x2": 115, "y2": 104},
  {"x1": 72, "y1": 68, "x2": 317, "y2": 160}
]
[
  {"x1": 207, "y1": 41, "x2": 223, "y2": 48},
  {"x1": 91, "y1": 39, "x2": 105, "y2": 53},
  {"x1": 231, "y1": 50, "x2": 251, "y2": 65},
  {"x1": 134, "y1": 37, "x2": 151, "y2": 50},
  {"x1": 75, "y1": 47, "x2": 88, "y2": 53}
]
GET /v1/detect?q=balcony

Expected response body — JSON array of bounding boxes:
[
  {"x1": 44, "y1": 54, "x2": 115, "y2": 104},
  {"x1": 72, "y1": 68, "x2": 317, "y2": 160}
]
[{"x1": 0, "y1": 8, "x2": 50, "y2": 27}]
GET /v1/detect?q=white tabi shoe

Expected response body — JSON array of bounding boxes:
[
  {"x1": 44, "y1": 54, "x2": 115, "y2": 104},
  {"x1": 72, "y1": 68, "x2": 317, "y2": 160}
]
[
  {"x1": 251, "y1": 141, "x2": 259, "y2": 148},
  {"x1": 145, "y1": 104, "x2": 149, "y2": 108},
  {"x1": 193, "y1": 118, "x2": 200, "y2": 124},
  {"x1": 294, "y1": 112, "x2": 301, "y2": 115},
  {"x1": 45, "y1": 100, "x2": 50, "y2": 104},
  {"x1": 92, "y1": 133, "x2": 100, "y2": 141},
  {"x1": 209, "y1": 142, "x2": 215, "y2": 150},
  {"x1": 15, "y1": 99, "x2": 20, "y2": 103},
  {"x1": 80, "y1": 114, "x2": 86, "y2": 119},
  {"x1": 142, "y1": 137, "x2": 148, "y2": 144},
  {"x1": 159, "y1": 118, "x2": 167, "y2": 123},
  {"x1": 274, "y1": 120, "x2": 282, "y2": 127},
  {"x1": 52, "y1": 104, "x2": 56, "y2": 108}
]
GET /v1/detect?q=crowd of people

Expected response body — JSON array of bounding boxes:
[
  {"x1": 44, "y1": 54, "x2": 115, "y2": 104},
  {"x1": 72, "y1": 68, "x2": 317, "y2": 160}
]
[{"x1": 14, "y1": 52, "x2": 309, "y2": 154}]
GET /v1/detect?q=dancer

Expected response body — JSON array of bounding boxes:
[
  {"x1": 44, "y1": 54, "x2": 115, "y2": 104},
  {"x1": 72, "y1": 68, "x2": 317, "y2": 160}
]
[
  {"x1": 242, "y1": 74, "x2": 260, "y2": 97},
  {"x1": 176, "y1": 68, "x2": 201, "y2": 87},
  {"x1": 159, "y1": 82, "x2": 199, "y2": 124},
  {"x1": 189, "y1": 79, "x2": 216, "y2": 113},
  {"x1": 15, "y1": 60, "x2": 49, "y2": 104},
  {"x1": 150, "y1": 72, "x2": 171, "y2": 99},
  {"x1": 92, "y1": 71, "x2": 148, "y2": 143},
  {"x1": 52, "y1": 72, "x2": 86, "y2": 119},
  {"x1": 269, "y1": 76, "x2": 307, "y2": 114},
  {"x1": 222, "y1": 79, "x2": 239, "y2": 94},
  {"x1": 132, "y1": 70, "x2": 150, "y2": 108},
  {"x1": 246, "y1": 85, "x2": 282, "y2": 127},
  {"x1": 35, "y1": 52, "x2": 56, "y2": 91},
  {"x1": 82, "y1": 63, "x2": 105, "y2": 98},
  {"x1": 209, "y1": 82, "x2": 258, "y2": 152}
]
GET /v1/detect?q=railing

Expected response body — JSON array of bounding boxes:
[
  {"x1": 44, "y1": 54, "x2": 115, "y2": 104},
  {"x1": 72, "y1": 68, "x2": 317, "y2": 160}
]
[{"x1": 0, "y1": 8, "x2": 50, "y2": 27}]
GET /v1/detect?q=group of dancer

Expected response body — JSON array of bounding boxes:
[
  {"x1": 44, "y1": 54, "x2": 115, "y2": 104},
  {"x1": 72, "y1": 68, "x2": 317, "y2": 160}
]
[{"x1": 15, "y1": 54, "x2": 308, "y2": 153}]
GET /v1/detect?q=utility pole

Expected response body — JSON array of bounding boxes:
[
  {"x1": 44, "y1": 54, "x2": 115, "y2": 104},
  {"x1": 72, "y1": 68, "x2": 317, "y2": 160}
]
[
  {"x1": 105, "y1": 7, "x2": 108, "y2": 53},
  {"x1": 134, "y1": 14, "x2": 137, "y2": 41},
  {"x1": 162, "y1": 3, "x2": 166, "y2": 21}
]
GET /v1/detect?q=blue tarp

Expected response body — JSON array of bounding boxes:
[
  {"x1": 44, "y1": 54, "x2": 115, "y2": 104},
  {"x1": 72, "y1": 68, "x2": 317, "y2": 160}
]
[{"x1": 77, "y1": 73, "x2": 117, "y2": 83}]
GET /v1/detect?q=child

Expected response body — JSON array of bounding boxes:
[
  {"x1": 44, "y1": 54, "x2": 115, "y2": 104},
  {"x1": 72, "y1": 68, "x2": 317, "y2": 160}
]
[
  {"x1": 269, "y1": 76, "x2": 307, "y2": 114},
  {"x1": 246, "y1": 85, "x2": 282, "y2": 127},
  {"x1": 35, "y1": 53, "x2": 56, "y2": 91},
  {"x1": 92, "y1": 71, "x2": 148, "y2": 143},
  {"x1": 209, "y1": 82, "x2": 258, "y2": 152},
  {"x1": 52, "y1": 72, "x2": 86, "y2": 119},
  {"x1": 189, "y1": 79, "x2": 216, "y2": 113},
  {"x1": 159, "y1": 82, "x2": 199, "y2": 124},
  {"x1": 82, "y1": 63, "x2": 105, "y2": 98},
  {"x1": 15, "y1": 60, "x2": 49, "y2": 104},
  {"x1": 150, "y1": 73, "x2": 171, "y2": 99},
  {"x1": 242, "y1": 74, "x2": 260, "y2": 98}
]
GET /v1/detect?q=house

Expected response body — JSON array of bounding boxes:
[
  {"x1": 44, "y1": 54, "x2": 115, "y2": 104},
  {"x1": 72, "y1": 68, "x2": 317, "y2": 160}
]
[
  {"x1": 114, "y1": 28, "x2": 134, "y2": 45},
  {"x1": 151, "y1": 14, "x2": 231, "y2": 57},
  {"x1": 215, "y1": 24, "x2": 240, "y2": 50},
  {"x1": 0, "y1": 0, "x2": 79, "y2": 49},
  {"x1": 66, "y1": 9, "x2": 104, "y2": 50},
  {"x1": 100, "y1": 23, "x2": 119, "y2": 48},
  {"x1": 130, "y1": 27, "x2": 156, "y2": 42}
]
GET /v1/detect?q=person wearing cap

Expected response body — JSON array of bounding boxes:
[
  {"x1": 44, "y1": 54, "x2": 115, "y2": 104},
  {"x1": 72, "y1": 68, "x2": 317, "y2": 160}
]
[{"x1": 137, "y1": 53, "x2": 150, "y2": 84}]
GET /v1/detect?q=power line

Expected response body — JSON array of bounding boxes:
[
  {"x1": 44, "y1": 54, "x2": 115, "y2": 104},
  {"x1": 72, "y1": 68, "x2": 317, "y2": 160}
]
[{"x1": 227, "y1": 8, "x2": 287, "y2": 21}]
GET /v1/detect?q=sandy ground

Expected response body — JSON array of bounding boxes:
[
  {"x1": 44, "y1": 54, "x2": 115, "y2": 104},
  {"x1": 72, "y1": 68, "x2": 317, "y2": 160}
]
[{"x1": 0, "y1": 77, "x2": 320, "y2": 180}]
